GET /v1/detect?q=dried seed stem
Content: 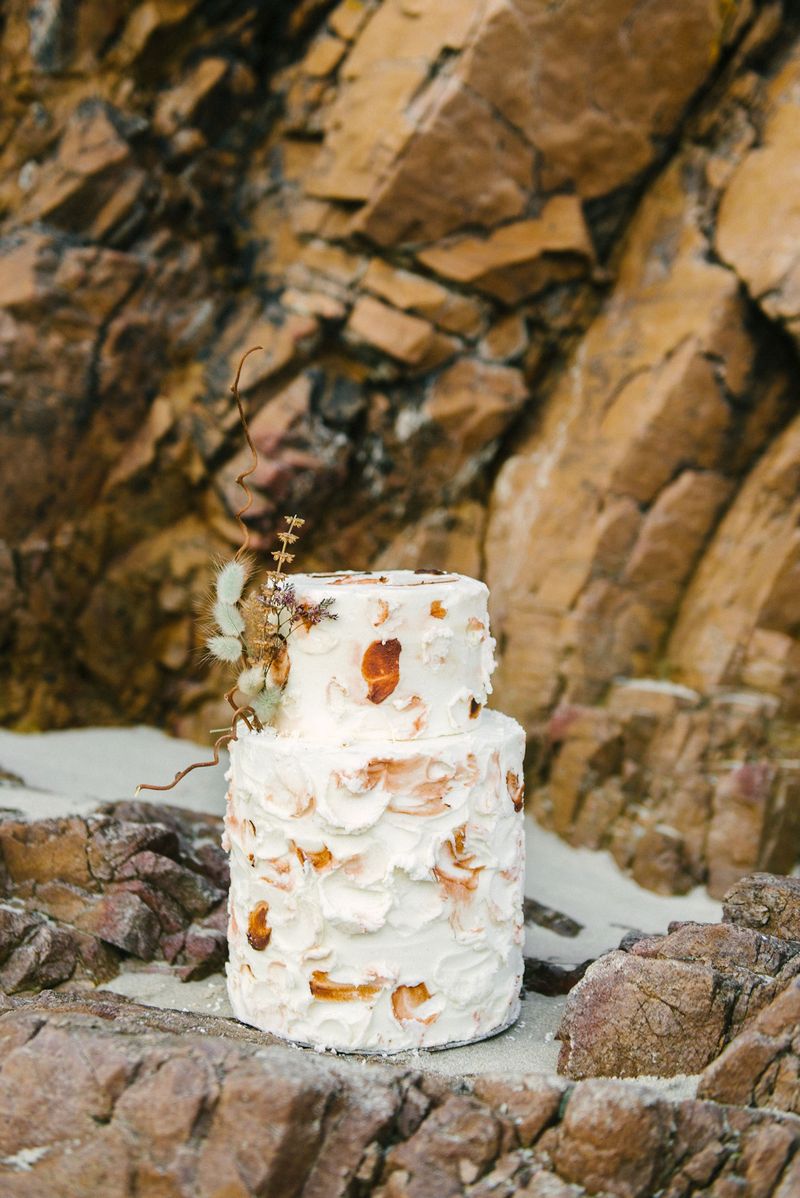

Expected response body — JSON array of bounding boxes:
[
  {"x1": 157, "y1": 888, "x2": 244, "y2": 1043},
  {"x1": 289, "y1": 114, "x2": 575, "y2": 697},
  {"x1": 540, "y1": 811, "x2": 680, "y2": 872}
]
[{"x1": 231, "y1": 345, "x2": 263, "y2": 561}]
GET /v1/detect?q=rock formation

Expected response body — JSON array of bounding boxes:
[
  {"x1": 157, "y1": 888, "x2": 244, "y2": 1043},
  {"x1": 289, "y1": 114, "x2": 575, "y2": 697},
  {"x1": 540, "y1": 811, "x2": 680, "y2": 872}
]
[
  {"x1": 558, "y1": 872, "x2": 800, "y2": 1101},
  {"x1": 0, "y1": 801, "x2": 228, "y2": 989},
  {"x1": 2, "y1": 0, "x2": 800, "y2": 892},
  {"x1": 2, "y1": 988, "x2": 800, "y2": 1196}
]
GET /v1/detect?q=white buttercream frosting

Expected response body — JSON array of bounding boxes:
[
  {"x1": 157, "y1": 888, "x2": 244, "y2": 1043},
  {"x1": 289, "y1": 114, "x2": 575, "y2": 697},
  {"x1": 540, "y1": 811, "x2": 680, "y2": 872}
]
[
  {"x1": 225, "y1": 708, "x2": 525, "y2": 1053},
  {"x1": 272, "y1": 570, "x2": 496, "y2": 741}
]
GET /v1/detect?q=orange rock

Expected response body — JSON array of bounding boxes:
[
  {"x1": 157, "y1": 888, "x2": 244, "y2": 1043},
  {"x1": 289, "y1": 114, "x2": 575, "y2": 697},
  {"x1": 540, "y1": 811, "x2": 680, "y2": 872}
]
[
  {"x1": 361, "y1": 259, "x2": 483, "y2": 336},
  {"x1": 425, "y1": 359, "x2": 527, "y2": 457},
  {"x1": 23, "y1": 103, "x2": 141, "y2": 237},
  {"x1": 301, "y1": 36, "x2": 347, "y2": 78},
  {"x1": 373, "y1": 503, "x2": 486, "y2": 579},
  {"x1": 305, "y1": 62, "x2": 427, "y2": 202},
  {"x1": 461, "y1": 0, "x2": 748, "y2": 198},
  {"x1": 153, "y1": 58, "x2": 229, "y2": 135},
  {"x1": 329, "y1": 0, "x2": 371, "y2": 41},
  {"x1": 417, "y1": 197, "x2": 594, "y2": 303},
  {"x1": 479, "y1": 313, "x2": 527, "y2": 362},
  {"x1": 355, "y1": 76, "x2": 534, "y2": 245},
  {"x1": 668, "y1": 415, "x2": 800, "y2": 694},
  {"x1": 346, "y1": 295, "x2": 450, "y2": 366},
  {"x1": 716, "y1": 56, "x2": 800, "y2": 335}
]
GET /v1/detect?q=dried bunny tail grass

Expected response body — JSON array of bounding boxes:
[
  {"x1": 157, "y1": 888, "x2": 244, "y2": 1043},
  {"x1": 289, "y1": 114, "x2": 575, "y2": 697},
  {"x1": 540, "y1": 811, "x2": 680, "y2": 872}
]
[
  {"x1": 213, "y1": 599, "x2": 245, "y2": 637},
  {"x1": 231, "y1": 345, "x2": 263, "y2": 561},
  {"x1": 252, "y1": 686, "x2": 282, "y2": 723},
  {"x1": 215, "y1": 559, "x2": 249, "y2": 605},
  {"x1": 237, "y1": 664, "x2": 265, "y2": 696},
  {"x1": 206, "y1": 634, "x2": 243, "y2": 663}
]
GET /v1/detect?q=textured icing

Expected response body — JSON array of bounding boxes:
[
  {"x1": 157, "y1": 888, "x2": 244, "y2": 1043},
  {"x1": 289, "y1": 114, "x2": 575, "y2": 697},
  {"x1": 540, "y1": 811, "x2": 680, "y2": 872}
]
[
  {"x1": 272, "y1": 570, "x2": 496, "y2": 740},
  {"x1": 225, "y1": 709, "x2": 525, "y2": 1053}
]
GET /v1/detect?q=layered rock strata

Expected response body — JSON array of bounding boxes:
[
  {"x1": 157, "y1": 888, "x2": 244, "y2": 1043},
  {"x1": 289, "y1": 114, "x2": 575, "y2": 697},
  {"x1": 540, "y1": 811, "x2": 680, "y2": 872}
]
[{"x1": 2, "y1": 0, "x2": 800, "y2": 896}]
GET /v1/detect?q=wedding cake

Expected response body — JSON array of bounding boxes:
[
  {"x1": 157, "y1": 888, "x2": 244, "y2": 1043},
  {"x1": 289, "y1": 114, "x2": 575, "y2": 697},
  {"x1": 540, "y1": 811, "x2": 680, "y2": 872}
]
[{"x1": 224, "y1": 569, "x2": 526, "y2": 1053}]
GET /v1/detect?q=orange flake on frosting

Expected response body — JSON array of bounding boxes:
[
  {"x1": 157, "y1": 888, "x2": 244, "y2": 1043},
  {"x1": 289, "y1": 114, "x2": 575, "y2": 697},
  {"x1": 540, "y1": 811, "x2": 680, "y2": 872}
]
[
  {"x1": 246, "y1": 901, "x2": 271, "y2": 951},
  {"x1": 434, "y1": 823, "x2": 483, "y2": 900},
  {"x1": 430, "y1": 600, "x2": 447, "y2": 619},
  {"x1": 407, "y1": 694, "x2": 428, "y2": 736},
  {"x1": 361, "y1": 638, "x2": 401, "y2": 703},
  {"x1": 309, "y1": 971, "x2": 383, "y2": 1001},
  {"x1": 469, "y1": 698, "x2": 482, "y2": 719},
  {"x1": 506, "y1": 770, "x2": 525, "y2": 812},
  {"x1": 467, "y1": 617, "x2": 485, "y2": 633},
  {"x1": 374, "y1": 598, "x2": 391, "y2": 626},
  {"x1": 391, "y1": 982, "x2": 439, "y2": 1024},
  {"x1": 388, "y1": 787, "x2": 449, "y2": 817},
  {"x1": 331, "y1": 574, "x2": 389, "y2": 585},
  {"x1": 296, "y1": 844, "x2": 334, "y2": 871},
  {"x1": 259, "y1": 854, "x2": 295, "y2": 891},
  {"x1": 267, "y1": 640, "x2": 291, "y2": 689}
]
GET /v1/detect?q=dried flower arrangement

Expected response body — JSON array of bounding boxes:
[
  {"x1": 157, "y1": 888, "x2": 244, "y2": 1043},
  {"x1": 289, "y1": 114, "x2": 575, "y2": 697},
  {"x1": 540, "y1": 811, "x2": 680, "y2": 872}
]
[{"x1": 137, "y1": 348, "x2": 336, "y2": 794}]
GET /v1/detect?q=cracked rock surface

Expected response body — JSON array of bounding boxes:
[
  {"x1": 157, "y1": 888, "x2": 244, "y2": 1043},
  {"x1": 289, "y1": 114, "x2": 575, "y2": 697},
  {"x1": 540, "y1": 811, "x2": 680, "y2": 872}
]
[
  {"x1": 558, "y1": 872, "x2": 800, "y2": 1097},
  {"x1": 0, "y1": 801, "x2": 228, "y2": 991},
  {"x1": 2, "y1": 1, "x2": 800, "y2": 895},
  {"x1": 2, "y1": 989, "x2": 800, "y2": 1197}
]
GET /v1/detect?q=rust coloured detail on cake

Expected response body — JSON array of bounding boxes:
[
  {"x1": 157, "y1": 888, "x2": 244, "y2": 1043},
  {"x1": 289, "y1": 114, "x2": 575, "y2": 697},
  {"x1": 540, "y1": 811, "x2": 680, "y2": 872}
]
[
  {"x1": 506, "y1": 771, "x2": 525, "y2": 812},
  {"x1": 430, "y1": 600, "x2": 447, "y2": 619},
  {"x1": 469, "y1": 698, "x2": 482, "y2": 718},
  {"x1": 296, "y1": 844, "x2": 334, "y2": 871},
  {"x1": 467, "y1": 617, "x2": 486, "y2": 633},
  {"x1": 331, "y1": 574, "x2": 389, "y2": 585},
  {"x1": 362, "y1": 638, "x2": 402, "y2": 703},
  {"x1": 246, "y1": 901, "x2": 271, "y2": 951},
  {"x1": 407, "y1": 694, "x2": 428, "y2": 736},
  {"x1": 259, "y1": 854, "x2": 295, "y2": 891},
  {"x1": 267, "y1": 640, "x2": 291, "y2": 689},
  {"x1": 434, "y1": 823, "x2": 483, "y2": 900},
  {"x1": 309, "y1": 971, "x2": 383, "y2": 1001},
  {"x1": 391, "y1": 982, "x2": 439, "y2": 1024},
  {"x1": 374, "y1": 598, "x2": 391, "y2": 626}
]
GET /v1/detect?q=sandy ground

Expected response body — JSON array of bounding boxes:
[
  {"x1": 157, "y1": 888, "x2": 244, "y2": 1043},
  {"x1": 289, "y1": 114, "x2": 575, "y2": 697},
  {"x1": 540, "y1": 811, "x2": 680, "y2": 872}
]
[{"x1": 1, "y1": 724, "x2": 718, "y2": 1092}]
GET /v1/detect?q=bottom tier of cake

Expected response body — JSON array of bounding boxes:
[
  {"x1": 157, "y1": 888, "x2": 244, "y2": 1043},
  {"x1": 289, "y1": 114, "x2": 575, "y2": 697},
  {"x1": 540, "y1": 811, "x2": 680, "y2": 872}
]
[{"x1": 224, "y1": 709, "x2": 526, "y2": 1053}]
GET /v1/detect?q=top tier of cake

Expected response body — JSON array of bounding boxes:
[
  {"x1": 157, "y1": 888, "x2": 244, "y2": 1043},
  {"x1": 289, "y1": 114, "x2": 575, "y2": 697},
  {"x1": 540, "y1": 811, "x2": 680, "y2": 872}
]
[{"x1": 273, "y1": 570, "x2": 495, "y2": 741}]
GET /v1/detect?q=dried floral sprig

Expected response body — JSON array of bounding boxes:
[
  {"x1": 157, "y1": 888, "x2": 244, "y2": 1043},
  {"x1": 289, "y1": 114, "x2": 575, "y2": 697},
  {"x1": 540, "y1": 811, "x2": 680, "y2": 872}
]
[{"x1": 137, "y1": 351, "x2": 335, "y2": 796}]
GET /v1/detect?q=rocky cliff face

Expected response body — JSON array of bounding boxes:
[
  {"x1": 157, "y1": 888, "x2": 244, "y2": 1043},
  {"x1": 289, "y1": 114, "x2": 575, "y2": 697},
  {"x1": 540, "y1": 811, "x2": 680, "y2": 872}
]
[{"x1": 2, "y1": 0, "x2": 799, "y2": 894}]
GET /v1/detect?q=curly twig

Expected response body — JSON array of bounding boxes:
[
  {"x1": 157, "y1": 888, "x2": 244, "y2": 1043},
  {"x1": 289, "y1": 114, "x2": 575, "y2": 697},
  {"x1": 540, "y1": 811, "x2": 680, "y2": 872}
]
[
  {"x1": 231, "y1": 345, "x2": 263, "y2": 560},
  {"x1": 136, "y1": 702, "x2": 259, "y2": 794},
  {"x1": 224, "y1": 686, "x2": 255, "y2": 730},
  {"x1": 136, "y1": 729, "x2": 235, "y2": 794}
]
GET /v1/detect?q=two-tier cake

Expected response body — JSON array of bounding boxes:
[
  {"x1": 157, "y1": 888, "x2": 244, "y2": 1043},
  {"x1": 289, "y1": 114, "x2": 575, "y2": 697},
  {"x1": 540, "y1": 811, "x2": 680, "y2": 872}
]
[{"x1": 224, "y1": 569, "x2": 526, "y2": 1053}]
